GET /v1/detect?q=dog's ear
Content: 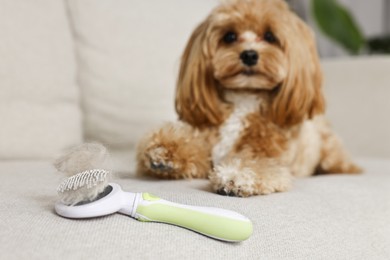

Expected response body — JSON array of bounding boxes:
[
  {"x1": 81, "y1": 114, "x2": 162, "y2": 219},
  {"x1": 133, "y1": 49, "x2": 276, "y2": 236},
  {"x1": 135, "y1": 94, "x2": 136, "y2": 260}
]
[
  {"x1": 175, "y1": 20, "x2": 225, "y2": 127},
  {"x1": 271, "y1": 14, "x2": 325, "y2": 127}
]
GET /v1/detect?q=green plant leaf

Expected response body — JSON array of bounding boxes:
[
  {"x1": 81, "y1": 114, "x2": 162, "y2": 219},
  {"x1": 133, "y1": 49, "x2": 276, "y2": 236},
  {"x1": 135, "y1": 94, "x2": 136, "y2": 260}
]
[
  {"x1": 367, "y1": 35, "x2": 390, "y2": 54},
  {"x1": 312, "y1": 0, "x2": 365, "y2": 54}
]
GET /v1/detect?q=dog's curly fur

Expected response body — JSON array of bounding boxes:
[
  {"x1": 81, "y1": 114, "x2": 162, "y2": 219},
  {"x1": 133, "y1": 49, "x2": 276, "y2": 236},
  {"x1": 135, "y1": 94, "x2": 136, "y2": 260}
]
[{"x1": 137, "y1": 0, "x2": 361, "y2": 197}]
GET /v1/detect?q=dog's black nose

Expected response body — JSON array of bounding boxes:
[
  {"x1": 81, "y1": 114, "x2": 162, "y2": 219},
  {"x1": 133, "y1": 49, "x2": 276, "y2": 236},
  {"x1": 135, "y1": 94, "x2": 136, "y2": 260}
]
[{"x1": 240, "y1": 50, "x2": 259, "y2": 66}]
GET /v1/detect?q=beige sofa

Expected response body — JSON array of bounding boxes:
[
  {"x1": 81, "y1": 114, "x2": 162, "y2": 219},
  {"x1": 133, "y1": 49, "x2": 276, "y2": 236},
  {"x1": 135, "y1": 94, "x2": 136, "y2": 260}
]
[{"x1": 1, "y1": 1, "x2": 389, "y2": 259}]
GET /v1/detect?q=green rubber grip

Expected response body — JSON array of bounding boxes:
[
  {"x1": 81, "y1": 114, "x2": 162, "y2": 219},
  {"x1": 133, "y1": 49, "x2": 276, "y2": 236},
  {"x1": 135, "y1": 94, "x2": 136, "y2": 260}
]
[{"x1": 135, "y1": 193, "x2": 252, "y2": 242}]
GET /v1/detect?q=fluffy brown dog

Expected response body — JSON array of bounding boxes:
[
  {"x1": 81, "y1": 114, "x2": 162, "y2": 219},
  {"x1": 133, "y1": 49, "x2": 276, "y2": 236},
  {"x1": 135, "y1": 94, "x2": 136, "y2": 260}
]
[{"x1": 137, "y1": 0, "x2": 361, "y2": 197}]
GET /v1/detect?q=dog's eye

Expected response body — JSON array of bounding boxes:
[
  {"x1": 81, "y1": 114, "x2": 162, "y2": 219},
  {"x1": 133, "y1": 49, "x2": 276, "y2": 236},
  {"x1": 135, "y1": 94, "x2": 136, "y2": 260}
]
[
  {"x1": 223, "y1": 31, "x2": 237, "y2": 44},
  {"x1": 264, "y1": 31, "x2": 277, "y2": 43}
]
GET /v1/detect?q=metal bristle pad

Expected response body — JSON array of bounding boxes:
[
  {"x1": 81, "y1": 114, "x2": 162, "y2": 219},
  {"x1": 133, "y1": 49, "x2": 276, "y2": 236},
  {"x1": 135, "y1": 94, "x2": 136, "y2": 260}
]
[{"x1": 57, "y1": 169, "x2": 109, "y2": 193}]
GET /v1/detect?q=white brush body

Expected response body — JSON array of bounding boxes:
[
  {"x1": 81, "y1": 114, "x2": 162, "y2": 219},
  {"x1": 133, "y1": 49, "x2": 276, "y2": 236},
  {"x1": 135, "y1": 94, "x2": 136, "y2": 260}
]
[{"x1": 55, "y1": 183, "x2": 135, "y2": 218}]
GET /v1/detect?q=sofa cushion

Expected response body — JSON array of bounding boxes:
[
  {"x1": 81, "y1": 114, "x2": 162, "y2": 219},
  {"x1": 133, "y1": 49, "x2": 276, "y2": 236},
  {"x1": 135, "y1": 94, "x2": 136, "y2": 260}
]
[
  {"x1": 322, "y1": 56, "x2": 390, "y2": 159},
  {"x1": 0, "y1": 157, "x2": 389, "y2": 258},
  {"x1": 67, "y1": 0, "x2": 219, "y2": 147},
  {"x1": 0, "y1": 0, "x2": 82, "y2": 159}
]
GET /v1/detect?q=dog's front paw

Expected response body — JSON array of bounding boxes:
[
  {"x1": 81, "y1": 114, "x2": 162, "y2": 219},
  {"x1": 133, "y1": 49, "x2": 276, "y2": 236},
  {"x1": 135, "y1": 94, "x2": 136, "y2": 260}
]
[
  {"x1": 147, "y1": 146, "x2": 175, "y2": 171},
  {"x1": 143, "y1": 145, "x2": 182, "y2": 178},
  {"x1": 136, "y1": 122, "x2": 211, "y2": 179},
  {"x1": 141, "y1": 143, "x2": 209, "y2": 179},
  {"x1": 210, "y1": 162, "x2": 257, "y2": 197},
  {"x1": 210, "y1": 160, "x2": 292, "y2": 197}
]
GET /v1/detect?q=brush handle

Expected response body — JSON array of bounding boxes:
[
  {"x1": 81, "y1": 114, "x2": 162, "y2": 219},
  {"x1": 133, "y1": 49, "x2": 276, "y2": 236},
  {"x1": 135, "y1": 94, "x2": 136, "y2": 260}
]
[{"x1": 132, "y1": 193, "x2": 252, "y2": 242}]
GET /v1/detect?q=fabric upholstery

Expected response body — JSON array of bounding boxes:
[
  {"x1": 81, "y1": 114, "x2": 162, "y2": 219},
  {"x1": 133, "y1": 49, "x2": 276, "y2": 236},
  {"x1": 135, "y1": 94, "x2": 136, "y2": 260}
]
[
  {"x1": 0, "y1": 0, "x2": 82, "y2": 159},
  {"x1": 0, "y1": 157, "x2": 389, "y2": 259},
  {"x1": 322, "y1": 56, "x2": 390, "y2": 158},
  {"x1": 67, "y1": 0, "x2": 219, "y2": 147}
]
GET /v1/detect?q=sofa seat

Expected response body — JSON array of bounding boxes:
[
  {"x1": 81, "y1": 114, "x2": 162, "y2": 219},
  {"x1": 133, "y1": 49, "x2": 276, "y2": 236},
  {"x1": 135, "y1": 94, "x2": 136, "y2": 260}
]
[{"x1": 1, "y1": 155, "x2": 389, "y2": 259}]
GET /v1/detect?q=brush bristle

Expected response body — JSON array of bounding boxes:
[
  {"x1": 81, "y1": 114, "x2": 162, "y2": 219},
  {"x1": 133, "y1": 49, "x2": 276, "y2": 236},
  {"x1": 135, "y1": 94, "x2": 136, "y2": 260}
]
[{"x1": 57, "y1": 169, "x2": 110, "y2": 206}]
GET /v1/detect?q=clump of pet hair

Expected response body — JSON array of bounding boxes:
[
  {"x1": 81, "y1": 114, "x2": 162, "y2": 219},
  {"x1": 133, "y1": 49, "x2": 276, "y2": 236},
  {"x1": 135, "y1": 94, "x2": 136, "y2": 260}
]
[
  {"x1": 54, "y1": 143, "x2": 111, "y2": 176},
  {"x1": 54, "y1": 143, "x2": 112, "y2": 205}
]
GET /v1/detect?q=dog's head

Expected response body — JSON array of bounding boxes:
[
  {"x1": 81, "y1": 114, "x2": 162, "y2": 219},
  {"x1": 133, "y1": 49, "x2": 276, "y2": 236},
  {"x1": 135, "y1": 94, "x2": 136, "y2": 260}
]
[{"x1": 176, "y1": 0, "x2": 325, "y2": 128}]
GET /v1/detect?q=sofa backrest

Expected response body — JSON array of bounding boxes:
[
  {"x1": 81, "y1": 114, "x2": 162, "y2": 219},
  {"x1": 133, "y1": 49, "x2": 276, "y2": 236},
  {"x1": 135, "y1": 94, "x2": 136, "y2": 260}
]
[
  {"x1": 0, "y1": 0, "x2": 82, "y2": 159},
  {"x1": 1, "y1": 0, "x2": 388, "y2": 159},
  {"x1": 67, "y1": 0, "x2": 220, "y2": 147},
  {"x1": 322, "y1": 57, "x2": 390, "y2": 158},
  {"x1": 69, "y1": 0, "x2": 390, "y2": 159}
]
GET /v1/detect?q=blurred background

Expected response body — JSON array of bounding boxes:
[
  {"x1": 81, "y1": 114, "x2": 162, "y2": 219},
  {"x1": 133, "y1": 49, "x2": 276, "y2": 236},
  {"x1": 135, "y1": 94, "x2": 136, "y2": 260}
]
[
  {"x1": 288, "y1": 0, "x2": 390, "y2": 57},
  {"x1": 0, "y1": 0, "x2": 389, "y2": 160}
]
